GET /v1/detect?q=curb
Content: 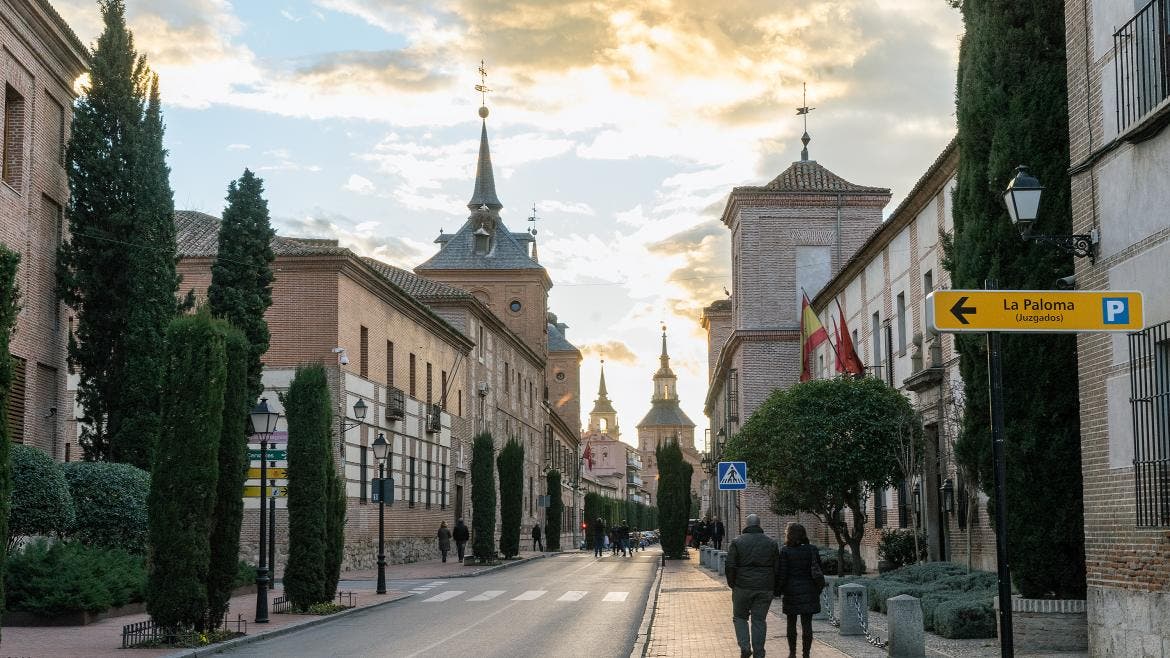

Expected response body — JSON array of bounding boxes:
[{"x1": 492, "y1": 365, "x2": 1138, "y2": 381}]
[
  {"x1": 628, "y1": 556, "x2": 665, "y2": 658},
  {"x1": 444, "y1": 551, "x2": 551, "y2": 578}
]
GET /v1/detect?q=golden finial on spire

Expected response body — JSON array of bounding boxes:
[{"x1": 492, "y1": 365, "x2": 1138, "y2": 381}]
[{"x1": 475, "y1": 59, "x2": 492, "y2": 118}]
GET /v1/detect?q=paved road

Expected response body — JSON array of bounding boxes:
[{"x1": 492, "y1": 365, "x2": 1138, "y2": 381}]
[{"x1": 224, "y1": 549, "x2": 660, "y2": 658}]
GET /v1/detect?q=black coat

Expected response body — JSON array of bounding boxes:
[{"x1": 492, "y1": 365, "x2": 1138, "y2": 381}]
[
  {"x1": 725, "y1": 526, "x2": 780, "y2": 591},
  {"x1": 453, "y1": 522, "x2": 470, "y2": 543},
  {"x1": 776, "y1": 544, "x2": 823, "y2": 615}
]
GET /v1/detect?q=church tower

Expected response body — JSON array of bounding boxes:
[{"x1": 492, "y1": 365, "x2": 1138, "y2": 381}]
[
  {"x1": 637, "y1": 326, "x2": 700, "y2": 504},
  {"x1": 587, "y1": 360, "x2": 619, "y2": 437}
]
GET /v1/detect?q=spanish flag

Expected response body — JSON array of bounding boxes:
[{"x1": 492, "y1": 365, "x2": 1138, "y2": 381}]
[{"x1": 800, "y1": 294, "x2": 829, "y2": 382}]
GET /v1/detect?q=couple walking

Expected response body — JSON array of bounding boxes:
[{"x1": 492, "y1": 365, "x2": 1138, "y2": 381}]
[
  {"x1": 725, "y1": 515, "x2": 824, "y2": 658},
  {"x1": 436, "y1": 518, "x2": 471, "y2": 563}
]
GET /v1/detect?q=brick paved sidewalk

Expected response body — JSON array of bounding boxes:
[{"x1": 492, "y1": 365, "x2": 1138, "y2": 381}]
[
  {"x1": 643, "y1": 551, "x2": 847, "y2": 658},
  {"x1": 0, "y1": 585, "x2": 409, "y2": 658},
  {"x1": 338, "y1": 548, "x2": 552, "y2": 581}
]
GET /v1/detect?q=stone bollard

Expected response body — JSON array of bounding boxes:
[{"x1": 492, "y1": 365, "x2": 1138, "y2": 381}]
[
  {"x1": 717, "y1": 551, "x2": 727, "y2": 576},
  {"x1": 814, "y1": 575, "x2": 839, "y2": 621},
  {"x1": 886, "y1": 594, "x2": 925, "y2": 657},
  {"x1": 701, "y1": 547, "x2": 710, "y2": 568},
  {"x1": 837, "y1": 583, "x2": 868, "y2": 636}
]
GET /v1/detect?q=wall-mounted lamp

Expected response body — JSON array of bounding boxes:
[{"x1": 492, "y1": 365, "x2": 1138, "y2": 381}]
[{"x1": 942, "y1": 479, "x2": 955, "y2": 514}]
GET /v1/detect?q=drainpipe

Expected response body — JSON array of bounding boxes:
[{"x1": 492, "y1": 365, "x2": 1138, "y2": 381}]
[{"x1": 835, "y1": 194, "x2": 843, "y2": 273}]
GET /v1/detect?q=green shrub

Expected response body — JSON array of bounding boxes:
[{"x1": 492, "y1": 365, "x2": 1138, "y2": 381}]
[
  {"x1": 846, "y1": 562, "x2": 997, "y2": 637},
  {"x1": 5, "y1": 539, "x2": 146, "y2": 615},
  {"x1": 877, "y1": 528, "x2": 927, "y2": 569},
  {"x1": 0, "y1": 245, "x2": 18, "y2": 641},
  {"x1": 497, "y1": 439, "x2": 524, "y2": 559},
  {"x1": 62, "y1": 461, "x2": 150, "y2": 553},
  {"x1": 8, "y1": 445, "x2": 76, "y2": 547},
  {"x1": 884, "y1": 561, "x2": 969, "y2": 584},
  {"x1": 933, "y1": 595, "x2": 996, "y2": 638},
  {"x1": 234, "y1": 561, "x2": 257, "y2": 588},
  {"x1": 545, "y1": 470, "x2": 562, "y2": 551}
]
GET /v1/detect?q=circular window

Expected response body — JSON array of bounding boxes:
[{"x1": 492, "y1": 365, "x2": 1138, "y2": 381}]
[
  {"x1": 555, "y1": 372, "x2": 566, "y2": 381},
  {"x1": 509, "y1": 300, "x2": 522, "y2": 313}
]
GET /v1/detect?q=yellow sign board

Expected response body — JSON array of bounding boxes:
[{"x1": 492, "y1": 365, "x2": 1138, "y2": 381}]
[
  {"x1": 246, "y1": 467, "x2": 287, "y2": 480},
  {"x1": 927, "y1": 290, "x2": 1144, "y2": 333},
  {"x1": 242, "y1": 486, "x2": 287, "y2": 498}
]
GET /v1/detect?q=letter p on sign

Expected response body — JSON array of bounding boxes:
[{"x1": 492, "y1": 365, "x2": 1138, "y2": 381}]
[{"x1": 1103, "y1": 298, "x2": 1129, "y2": 325}]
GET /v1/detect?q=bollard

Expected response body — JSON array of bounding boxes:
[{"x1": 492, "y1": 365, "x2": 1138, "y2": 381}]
[
  {"x1": 837, "y1": 583, "x2": 867, "y2": 636},
  {"x1": 701, "y1": 547, "x2": 710, "y2": 568},
  {"x1": 886, "y1": 594, "x2": 925, "y2": 657},
  {"x1": 814, "y1": 575, "x2": 839, "y2": 621},
  {"x1": 717, "y1": 551, "x2": 727, "y2": 576}
]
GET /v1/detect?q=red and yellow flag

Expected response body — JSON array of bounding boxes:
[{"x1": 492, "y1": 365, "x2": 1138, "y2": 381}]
[{"x1": 800, "y1": 294, "x2": 829, "y2": 382}]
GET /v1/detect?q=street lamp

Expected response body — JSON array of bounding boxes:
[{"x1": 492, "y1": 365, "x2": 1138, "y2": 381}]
[
  {"x1": 1003, "y1": 165, "x2": 1097, "y2": 262},
  {"x1": 371, "y1": 432, "x2": 390, "y2": 595},
  {"x1": 941, "y1": 479, "x2": 955, "y2": 514},
  {"x1": 700, "y1": 453, "x2": 712, "y2": 474},
  {"x1": 249, "y1": 397, "x2": 280, "y2": 624}
]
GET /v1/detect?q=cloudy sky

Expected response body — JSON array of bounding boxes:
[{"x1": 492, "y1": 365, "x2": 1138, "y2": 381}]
[{"x1": 57, "y1": 0, "x2": 963, "y2": 445}]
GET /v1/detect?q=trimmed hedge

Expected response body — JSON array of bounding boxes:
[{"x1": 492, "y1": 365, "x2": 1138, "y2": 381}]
[
  {"x1": 9, "y1": 445, "x2": 76, "y2": 546},
  {"x1": 877, "y1": 528, "x2": 927, "y2": 569},
  {"x1": 838, "y1": 562, "x2": 997, "y2": 639},
  {"x1": 62, "y1": 461, "x2": 150, "y2": 553},
  {"x1": 5, "y1": 539, "x2": 146, "y2": 616}
]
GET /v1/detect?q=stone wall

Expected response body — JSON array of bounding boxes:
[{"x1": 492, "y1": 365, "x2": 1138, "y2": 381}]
[
  {"x1": 1086, "y1": 587, "x2": 1170, "y2": 657},
  {"x1": 996, "y1": 597, "x2": 1088, "y2": 653}
]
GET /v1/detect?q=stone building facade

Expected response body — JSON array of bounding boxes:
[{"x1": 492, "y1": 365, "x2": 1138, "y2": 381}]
[
  {"x1": 809, "y1": 140, "x2": 996, "y2": 571},
  {"x1": 0, "y1": 0, "x2": 86, "y2": 460},
  {"x1": 547, "y1": 316, "x2": 583, "y2": 548},
  {"x1": 703, "y1": 156, "x2": 889, "y2": 542},
  {"x1": 1065, "y1": 0, "x2": 1170, "y2": 652}
]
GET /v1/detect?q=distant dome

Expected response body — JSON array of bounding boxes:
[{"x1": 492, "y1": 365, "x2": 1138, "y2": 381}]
[{"x1": 478, "y1": 106, "x2": 489, "y2": 119}]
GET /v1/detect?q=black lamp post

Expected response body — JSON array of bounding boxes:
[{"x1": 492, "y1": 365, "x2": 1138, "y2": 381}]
[
  {"x1": 371, "y1": 432, "x2": 390, "y2": 595},
  {"x1": 1003, "y1": 165, "x2": 1097, "y2": 262},
  {"x1": 249, "y1": 397, "x2": 280, "y2": 624}
]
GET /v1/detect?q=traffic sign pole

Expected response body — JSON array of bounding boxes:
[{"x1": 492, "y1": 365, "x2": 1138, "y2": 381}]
[{"x1": 988, "y1": 327, "x2": 1014, "y2": 658}]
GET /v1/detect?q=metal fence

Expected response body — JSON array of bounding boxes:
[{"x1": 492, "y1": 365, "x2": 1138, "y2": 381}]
[
  {"x1": 121, "y1": 613, "x2": 247, "y2": 649},
  {"x1": 272, "y1": 590, "x2": 358, "y2": 614},
  {"x1": 1129, "y1": 319, "x2": 1170, "y2": 527},
  {"x1": 1115, "y1": 0, "x2": 1170, "y2": 133}
]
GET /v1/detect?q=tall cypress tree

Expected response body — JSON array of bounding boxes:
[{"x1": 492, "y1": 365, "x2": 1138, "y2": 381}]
[
  {"x1": 59, "y1": 1, "x2": 176, "y2": 468},
  {"x1": 656, "y1": 441, "x2": 688, "y2": 559},
  {"x1": 0, "y1": 246, "x2": 20, "y2": 641},
  {"x1": 470, "y1": 433, "x2": 496, "y2": 561},
  {"x1": 497, "y1": 439, "x2": 524, "y2": 558},
  {"x1": 948, "y1": 0, "x2": 1085, "y2": 598},
  {"x1": 545, "y1": 470, "x2": 562, "y2": 551},
  {"x1": 208, "y1": 169, "x2": 275, "y2": 402},
  {"x1": 282, "y1": 364, "x2": 333, "y2": 609}
]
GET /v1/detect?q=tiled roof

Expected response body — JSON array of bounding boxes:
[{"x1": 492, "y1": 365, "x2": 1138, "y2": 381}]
[
  {"x1": 705, "y1": 299, "x2": 732, "y2": 313},
  {"x1": 758, "y1": 160, "x2": 889, "y2": 194},
  {"x1": 415, "y1": 215, "x2": 544, "y2": 271},
  {"x1": 547, "y1": 322, "x2": 579, "y2": 353},
  {"x1": 174, "y1": 210, "x2": 350, "y2": 258},
  {"x1": 636, "y1": 400, "x2": 696, "y2": 428},
  {"x1": 361, "y1": 258, "x2": 472, "y2": 299}
]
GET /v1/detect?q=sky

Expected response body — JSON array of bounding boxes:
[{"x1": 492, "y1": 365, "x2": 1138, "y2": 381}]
[{"x1": 55, "y1": 0, "x2": 963, "y2": 447}]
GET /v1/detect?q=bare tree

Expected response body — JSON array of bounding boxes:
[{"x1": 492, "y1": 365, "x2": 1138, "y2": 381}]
[
  {"x1": 939, "y1": 379, "x2": 977, "y2": 572},
  {"x1": 893, "y1": 410, "x2": 924, "y2": 562}
]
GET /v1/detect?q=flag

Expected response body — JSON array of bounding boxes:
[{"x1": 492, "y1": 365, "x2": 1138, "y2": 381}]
[
  {"x1": 583, "y1": 443, "x2": 593, "y2": 471},
  {"x1": 800, "y1": 294, "x2": 829, "y2": 382},
  {"x1": 834, "y1": 301, "x2": 865, "y2": 376}
]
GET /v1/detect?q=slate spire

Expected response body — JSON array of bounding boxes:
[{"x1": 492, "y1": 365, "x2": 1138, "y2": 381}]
[{"x1": 468, "y1": 110, "x2": 503, "y2": 211}]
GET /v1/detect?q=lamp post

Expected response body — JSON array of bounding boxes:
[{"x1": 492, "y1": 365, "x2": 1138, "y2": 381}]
[
  {"x1": 1003, "y1": 165, "x2": 1097, "y2": 262},
  {"x1": 249, "y1": 398, "x2": 280, "y2": 624},
  {"x1": 269, "y1": 486, "x2": 277, "y2": 583},
  {"x1": 371, "y1": 432, "x2": 390, "y2": 595}
]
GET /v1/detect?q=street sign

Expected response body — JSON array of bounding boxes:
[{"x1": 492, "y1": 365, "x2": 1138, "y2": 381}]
[
  {"x1": 243, "y1": 486, "x2": 287, "y2": 498},
  {"x1": 246, "y1": 467, "x2": 287, "y2": 480},
  {"x1": 371, "y1": 477, "x2": 394, "y2": 504},
  {"x1": 717, "y1": 461, "x2": 747, "y2": 491},
  {"x1": 248, "y1": 449, "x2": 287, "y2": 461},
  {"x1": 927, "y1": 290, "x2": 1144, "y2": 333}
]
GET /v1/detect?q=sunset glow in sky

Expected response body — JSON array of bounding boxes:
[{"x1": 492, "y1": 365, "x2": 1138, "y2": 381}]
[{"x1": 56, "y1": 0, "x2": 963, "y2": 442}]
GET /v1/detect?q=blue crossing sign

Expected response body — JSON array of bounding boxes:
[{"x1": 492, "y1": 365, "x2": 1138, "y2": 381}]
[{"x1": 717, "y1": 461, "x2": 747, "y2": 490}]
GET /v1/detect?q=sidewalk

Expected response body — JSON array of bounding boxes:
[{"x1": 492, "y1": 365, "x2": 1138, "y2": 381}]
[
  {"x1": 339, "y1": 548, "x2": 551, "y2": 581},
  {"x1": 642, "y1": 551, "x2": 846, "y2": 658}
]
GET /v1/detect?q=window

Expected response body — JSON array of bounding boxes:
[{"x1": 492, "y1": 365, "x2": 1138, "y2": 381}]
[
  {"x1": 510, "y1": 300, "x2": 522, "y2": 313},
  {"x1": 441, "y1": 464, "x2": 447, "y2": 509},
  {"x1": 529, "y1": 476, "x2": 534, "y2": 515},
  {"x1": 478, "y1": 325, "x2": 485, "y2": 360},
  {"x1": 46, "y1": 92, "x2": 65, "y2": 165},
  {"x1": 458, "y1": 390, "x2": 462, "y2": 417},
  {"x1": 884, "y1": 323, "x2": 895, "y2": 386},
  {"x1": 387, "y1": 341, "x2": 395, "y2": 387},
  {"x1": 1114, "y1": 0, "x2": 1170, "y2": 133},
  {"x1": 359, "y1": 326, "x2": 369, "y2": 378},
  {"x1": 897, "y1": 480, "x2": 912, "y2": 528},
  {"x1": 555, "y1": 371, "x2": 565, "y2": 381},
  {"x1": 425, "y1": 459, "x2": 432, "y2": 509},
  {"x1": 871, "y1": 312, "x2": 882, "y2": 372},
  {"x1": 1130, "y1": 320, "x2": 1170, "y2": 526},
  {"x1": 426, "y1": 362, "x2": 433, "y2": 406},
  {"x1": 409, "y1": 456, "x2": 416, "y2": 508},
  {"x1": 727, "y1": 369, "x2": 739, "y2": 422},
  {"x1": 3, "y1": 85, "x2": 26, "y2": 188},
  {"x1": 896, "y1": 293, "x2": 907, "y2": 355},
  {"x1": 409, "y1": 354, "x2": 416, "y2": 397},
  {"x1": 873, "y1": 487, "x2": 887, "y2": 528},
  {"x1": 441, "y1": 370, "x2": 447, "y2": 411},
  {"x1": 4, "y1": 357, "x2": 26, "y2": 443},
  {"x1": 360, "y1": 445, "x2": 368, "y2": 504},
  {"x1": 505, "y1": 363, "x2": 510, "y2": 393}
]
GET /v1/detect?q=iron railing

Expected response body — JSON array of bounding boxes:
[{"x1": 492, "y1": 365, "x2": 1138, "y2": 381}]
[
  {"x1": 121, "y1": 613, "x2": 246, "y2": 649},
  {"x1": 1115, "y1": 0, "x2": 1170, "y2": 133},
  {"x1": 1129, "y1": 319, "x2": 1170, "y2": 527}
]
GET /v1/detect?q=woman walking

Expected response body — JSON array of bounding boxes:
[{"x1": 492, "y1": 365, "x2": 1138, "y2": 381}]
[
  {"x1": 437, "y1": 521, "x2": 452, "y2": 563},
  {"x1": 775, "y1": 523, "x2": 824, "y2": 658}
]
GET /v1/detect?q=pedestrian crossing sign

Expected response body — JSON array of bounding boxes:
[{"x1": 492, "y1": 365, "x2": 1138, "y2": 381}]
[{"x1": 717, "y1": 461, "x2": 747, "y2": 490}]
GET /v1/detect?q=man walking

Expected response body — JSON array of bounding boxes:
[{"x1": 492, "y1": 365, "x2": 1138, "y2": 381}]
[
  {"x1": 725, "y1": 514, "x2": 780, "y2": 658},
  {"x1": 453, "y1": 518, "x2": 470, "y2": 563},
  {"x1": 532, "y1": 523, "x2": 543, "y2": 552},
  {"x1": 712, "y1": 516, "x2": 726, "y2": 551},
  {"x1": 592, "y1": 517, "x2": 606, "y2": 558}
]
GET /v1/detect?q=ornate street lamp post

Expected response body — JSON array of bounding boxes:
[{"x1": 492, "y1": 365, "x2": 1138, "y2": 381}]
[
  {"x1": 1003, "y1": 165, "x2": 1097, "y2": 262},
  {"x1": 371, "y1": 432, "x2": 390, "y2": 595},
  {"x1": 249, "y1": 398, "x2": 280, "y2": 624}
]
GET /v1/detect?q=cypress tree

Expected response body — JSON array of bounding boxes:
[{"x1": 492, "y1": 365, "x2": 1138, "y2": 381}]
[
  {"x1": 470, "y1": 432, "x2": 496, "y2": 561},
  {"x1": 545, "y1": 470, "x2": 562, "y2": 551},
  {"x1": 146, "y1": 311, "x2": 227, "y2": 631},
  {"x1": 205, "y1": 326, "x2": 248, "y2": 627},
  {"x1": 656, "y1": 441, "x2": 688, "y2": 559},
  {"x1": 208, "y1": 169, "x2": 275, "y2": 402},
  {"x1": 0, "y1": 246, "x2": 19, "y2": 640},
  {"x1": 323, "y1": 464, "x2": 346, "y2": 599},
  {"x1": 949, "y1": 0, "x2": 1085, "y2": 598},
  {"x1": 59, "y1": 1, "x2": 177, "y2": 468},
  {"x1": 583, "y1": 492, "x2": 601, "y2": 550},
  {"x1": 282, "y1": 364, "x2": 333, "y2": 608},
  {"x1": 497, "y1": 438, "x2": 524, "y2": 558}
]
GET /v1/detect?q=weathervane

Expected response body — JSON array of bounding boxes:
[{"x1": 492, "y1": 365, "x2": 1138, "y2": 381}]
[
  {"x1": 528, "y1": 203, "x2": 539, "y2": 237},
  {"x1": 796, "y1": 82, "x2": 815, "y2": 161},
  {"x1": 475, "y1": 60, "x2": 492, "y2": 110}
]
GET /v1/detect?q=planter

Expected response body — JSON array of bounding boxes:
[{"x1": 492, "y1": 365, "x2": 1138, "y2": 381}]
[
  {"x1": 4, "y1": 583, "x2": 259, "y2": 627},
  {"x1": 995, "y1": 596, "x2": 1087, "y2": 652}
]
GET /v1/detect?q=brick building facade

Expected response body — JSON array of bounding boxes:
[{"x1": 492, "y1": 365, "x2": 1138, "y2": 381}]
[
  {"x1": 637, "y1": 329, "x2": 700, "y2": 506},
  {"x1": 1065, "y1": 0, "x2": 1170, "y2": 652},
  {"x1": 0, "y1": 0, "x2": 86, "y2": 461}
]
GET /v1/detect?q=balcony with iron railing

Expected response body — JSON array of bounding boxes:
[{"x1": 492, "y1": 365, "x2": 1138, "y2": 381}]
[
  {"x1": 1114, "y1": 0, "x2": 1170, "y2": 136},
  {"x1": 626, "y1": 454, "x2": 643, "y2": 470},
  {"x1": 626, "y1": 473, "x2": 643, "y2": 487}
]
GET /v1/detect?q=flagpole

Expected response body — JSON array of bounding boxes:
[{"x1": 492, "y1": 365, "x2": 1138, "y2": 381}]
[
  {"x1": 801, "y1": 287, "x2": 841, "y2": 360},
  {"x1": 833, "y1": 296, "x2": 864, "y2": 377}
]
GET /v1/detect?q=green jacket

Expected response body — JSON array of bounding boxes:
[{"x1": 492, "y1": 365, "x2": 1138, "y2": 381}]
[{"x1": 725, "y1": 525, "x2": 780, "y2": 591}]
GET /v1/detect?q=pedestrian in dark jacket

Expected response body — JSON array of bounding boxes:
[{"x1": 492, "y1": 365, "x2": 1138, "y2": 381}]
[
  {"x1": 532, "y1": 523, "x2": 543, "y2": 552},
  {"x1": 453, "y1": 518, "x2": 470, "y2": 562},
  {"x1": 592, "y1": 518, "x2": 606, "y2": 558},
  {"x1": 712, "y1": 517, "x2": 726, "y2": 550},
  {"x1": 725, "y1": 514, "x2": 780, "y2": 658},
  {"x1": 437, "y1": 521, "x2": 452, "y2": 563},
  {"x1": 775, "y1": 523, "x2": 823, "y2": 658}
]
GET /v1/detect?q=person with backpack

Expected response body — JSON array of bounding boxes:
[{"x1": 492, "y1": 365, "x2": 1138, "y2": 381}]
[
  {"x1": 725, "y1": 514, "x2": 780, "y2": 658},
  {"x1": 775, "y1": 522, "x2": 824, "y2": 658}
]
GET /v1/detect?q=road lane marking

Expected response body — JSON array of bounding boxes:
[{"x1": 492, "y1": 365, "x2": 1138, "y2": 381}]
[
  {"x1": 424, "y1": 590, "x2": 465, "y2": 602},
  {"x1": 467, "y1": 590, "x2": 505, "y2": 601},
  {"x1": 557, "y1": 591, "x2": 588, "y2": 601},
  {"x1": 511, "y1": 590, "x2": 547, "y2": 601},
  {"x1": 603, "y1": 591, "x2": 629, "y2": 602}
]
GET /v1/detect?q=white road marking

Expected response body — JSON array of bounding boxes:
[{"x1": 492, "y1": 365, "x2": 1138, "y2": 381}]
[
  {"x1": 603, "y1": 591, "x2": 629, "y2": 602},
  {"x1": 467, "y1": 590, "x2": 505, "y2": 601},
  {"x1": 511, "y1": 590, "x2": 547, "y2": 601},
  {"x1": 423, "y1": 590, "x2": 465, "y2": 602},
  {"x1": 557, "y1": 591, "x2": 588, "y2": 601}
]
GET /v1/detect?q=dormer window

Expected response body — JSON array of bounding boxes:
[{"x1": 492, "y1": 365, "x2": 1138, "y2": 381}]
[{"x1": 474, "y1": 227, "x2": 491, "y2": 255}]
